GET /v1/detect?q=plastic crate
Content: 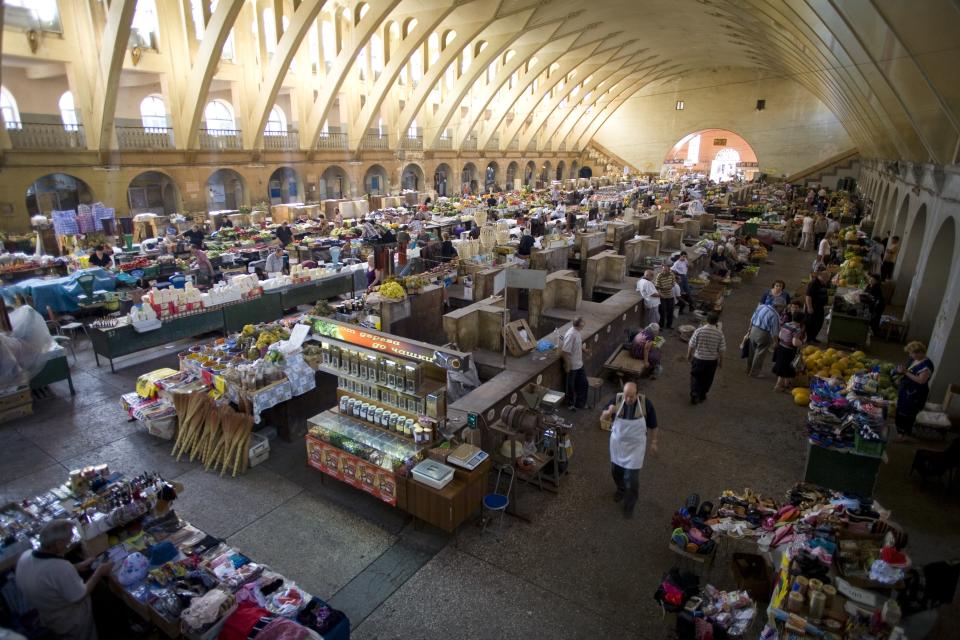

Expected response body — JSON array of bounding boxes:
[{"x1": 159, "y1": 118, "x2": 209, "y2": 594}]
[
  {"x1": 854, "y1": 431, "x2": 886, "y2": 458},
  {"x1": 248, "y1": 432, "x2": 270, "y2": 467}
]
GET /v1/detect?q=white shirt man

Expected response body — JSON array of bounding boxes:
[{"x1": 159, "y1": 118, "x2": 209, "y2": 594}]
[
  {"x1": 561, "y1": 324, "x2": 584, "y2": 371},
  {"x1": 561, "y1": 317, "x2": 588, "y2": 410},
  {"x1": 670, "y1": 256, "x2": 688, "y2": 277},
  {"x1": 818, "y1": 236, "x2": 831, "y2": 260},
  {"x1": 636, "y1": 270, "x2": 661, "y2": 325}
]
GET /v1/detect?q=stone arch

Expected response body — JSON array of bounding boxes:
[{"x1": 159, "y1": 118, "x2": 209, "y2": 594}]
[
  {"x1": 541, "y1": 161, "x2": 552, "y2": 186},
  {"x1": 268, "y1": 166, "x2": 300, "y2": 204},
  {"x1": 206, "y1": 169, "x2": 246, "y2": 211},
  {"x1": 26, "y1": 173, "x2": 95, "y2": 216},
  {"x1": 484, "y1": 161, "x2": 499, "y2": 192},
  {"x1": 434, "y1": 163, "x2": 451, "y2": 196},
  {"x1": 401, "y1": 163, "x2": 425, "y2": 191},
  {"x1": 556, "y1": 160, "x2": 565, "y2": 181},
  {"x1": 570, "y1": 160, "x2": 579, "y2": 179},
  {"x1": 661, "y1": 128, "x2": 759, "y2": 181},
  {"x1": 461, "y1": 162, "x2": 477, "y2": 194},
  {"x1": 579, "y1": 165, "x2": 593, "y2": 178},
  {"x1": 505, "y1": 161, "x2": 519, "y2": 189},
  {"x1": 320, "y1": 165, "x2": 348, "y2": 199},
  {"x1": 127, "y1": 170, "x2": 180, "y2": 215},
  {"x1": 908, "y1": 214, "x2": 955, "y2": 344},
  {"x1": 524, "y1": 160, "x2": 536, "y2": 186},
  {"x1": 364, "y1": 164, "x2": 389, "y2": 195},
  {"x1": 892, "y1": 201, "x2": 926, "y2": 305}
]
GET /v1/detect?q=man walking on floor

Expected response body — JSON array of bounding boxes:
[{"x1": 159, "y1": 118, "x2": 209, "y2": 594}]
[
  {"x1": 805, "y1": 267, "x2": 831, "y2": 343},
  {"x1": 561, "y1": 317, "x2": 588, "y2": 411},
  {"x1": 688, "y1": 311, "x2": 725, "y2": 403},
  {"x1": 799, "y1": 212, "x2": 815, "y2": 251},
  {"x1": 746, "y1": 302, "x2": 780, "y2": 377},
  {"x1": 655, "y1": 262, "x2": 677, "y2": 329},
  {"x1": 602, "y1": 381, "x2": 658, "y2": 518},
  {"x1": 636, "y1": 269, "x2": 661, "y2": 327}
]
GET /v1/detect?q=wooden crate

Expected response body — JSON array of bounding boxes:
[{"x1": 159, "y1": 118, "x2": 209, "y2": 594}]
[{"x1": 0, "y1": 388, "x2": 32, "y2": 424}]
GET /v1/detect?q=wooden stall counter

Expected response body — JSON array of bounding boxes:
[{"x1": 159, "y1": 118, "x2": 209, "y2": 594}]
[{"x1": 403, "y1": 457, "x2": 491, "y2": 533}]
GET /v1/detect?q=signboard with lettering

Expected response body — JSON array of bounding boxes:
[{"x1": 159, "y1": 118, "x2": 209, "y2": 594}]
[
  {"x1": 737, "y1": 161, "x2": 760, "y2": 168},
  {"x1": 310, "y1": 317, "x2": 469, "y2": 370},
  {"x1": 713, "y1": 138, "x2": 727, "y2": 146}
]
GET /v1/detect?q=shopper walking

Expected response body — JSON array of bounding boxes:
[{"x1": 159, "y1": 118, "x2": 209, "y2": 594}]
[
  {"x1": 636, "y1": 269, "x2": 661, "y2": 326},
  {"x1": 804, "y1": 267, "x2": 831, "y2": 343},
  {"x1": 655, "y1": 263, "x2": 677, "y2": 329},
  {"x1": 687, "y1": 312, "x2": 725, "y2": 404},
  {"x1": 16, "y1": 520, "x2": 114, "y2": 640},
  {"x1": 881, "y1": 235, "x2": 901, "y2": 281},
  {"x1": 561, "y1": 317, "x2": 588, "y2": 411},
  {"x1": 671, "y1": 251, "x2": 691, "y2": 298},
  {"x1": 602, "y1": 381, "x2": 658, "y2": 519},
  {"x1": 894, "y1": 342, "x2": 935, "y2": 441},
  {"x1": 813, "y1": 213, "x2": 828, "y2": 248},
  {"x1": 868, "y1": 236, "x2": 885, "y2": 277},
  {"x1": 760, "y1": 280, "x2": 791, "y2": 315},
  {"x1": 799, "y1": 212, "x2": 815, "y2": 251},
  {"x1": 772, "y1": 312, "x2": 806, "y2": 391},
  {"x1": 745, "y1": 302, "x2": 780, "y2": 377}
]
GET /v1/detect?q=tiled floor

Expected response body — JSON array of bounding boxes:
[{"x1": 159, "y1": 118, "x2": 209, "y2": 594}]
[{"x1": 3, "y1": 244, "x2": 959, "y2": 638}]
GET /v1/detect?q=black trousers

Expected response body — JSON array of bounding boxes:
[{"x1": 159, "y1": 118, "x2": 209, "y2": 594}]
[
  {"x1": 807, "y1": 308, "x2": 825, "y2": 341},
  {"x1": 690, "y1": 357, "x2": 719, "y2": 400},
  {"x1": 611, "y1": 463, "x2": 640, "y2": 514},
  {"x1": 881, "y1": 260, "x2": 895, "y2": 281},
  {"x1": 659, "y1": 298, "x2": 675, "y2": 328},
  {"x1": 566, "y1": 367, "x2": 587, "y2": 408},
  {"x1": 814, "y1": 232, "x2": 825, "y2": 247}
]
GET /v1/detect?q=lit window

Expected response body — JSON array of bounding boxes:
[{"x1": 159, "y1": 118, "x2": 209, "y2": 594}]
[
  {"x1": 322, "y1": 120, "x2": 329, "y2": 135},
  {"x1": 428, "y1": 34, "x2": 440, "y2": 65},
  {"x1": 676, "y1": 100, "x2": 684, "y2": 110},
  {"x1": 377, "y1": 118, "x2": 384, "y2": 137},
  {"x1": 5, "y1": 0, "x2": 59, "y2": 28},
  {"x1": 487, "y1": 62, "x2": 496, "y2": 84},
  {"x1": 59, "y1": 91, "x2": 78, "y2": 131},
  {"x1": 190, "y1": 0, "x2": 205, "y2": 39},
  {"x1": 131, "y1": 0, "x2": 159, "y2": 47},
  {"x1": 687, "y1": 134, "x2": 700, "y2": 164},
  {"x1": 558, "y1": 97, "x2": 567, "y2": 110},
  {"x1": 358, "y1": 3, "x2": 369, "y2": 21},
  {"x1": 204, "y1": 100, "x2": 235, "y2": 134},
  {"x1": 404, "y1": 19, "x2": 417, "y2": 37},
  {"x1": 308, "y1": 23, "x2": 320, "y2": 72},
  {"x1": 265, "y1": 105, "x2": 287, "y2": 135},
  {"x1": 408, "y1": 120, "x2": 417, "y2": 138},
  {"x1": 1, "y1": 86, "x2": 22, "y2": 129},
  {"x1": 460, "y1": 45, "x2": 472, "y2": 75},
  {"x1": 442, "y1": 30, "x2": 457, "y2": 49},
  {"x1": 264, "y1": 8, "x2": 277, "y2": 55},
  {"x1": 139, "y1": 94, "x2": 166, "y2": 130},
  {"x1": 410, "y1": 48, "x2": 423, "y2": 85},
  {"x1": 357, "y1": 46, "x2": 367, "y2": 80},
  {"x1": 321, "y1": 20, "x2": 336, "y2": 64},
  {"x1": 371, "y1": 34, "x2": 384, "y2": 73},
  {"x1": 445, "y1": 65, "x2": 455, "y2": 91}
]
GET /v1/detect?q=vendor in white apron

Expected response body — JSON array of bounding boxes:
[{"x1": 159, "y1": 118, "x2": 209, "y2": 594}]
[{"x1": 602, "y1": 381, "x2": 659, "y2": 518}]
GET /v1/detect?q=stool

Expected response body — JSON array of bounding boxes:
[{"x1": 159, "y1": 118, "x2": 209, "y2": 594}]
[
  {"x1": 586, "y1": 377, "x2": 604, "y2": 408},
  {"x1": 881, "y1": 318, "x2": 908, "y2": 343}
]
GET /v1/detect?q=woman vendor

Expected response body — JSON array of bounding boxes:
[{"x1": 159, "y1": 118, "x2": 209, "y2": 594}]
[
  {"x1": 863, "y1": 273, "x2": 886, "y2": 333},
  {"x1": 895, "y1": 341, "x2": 935, "y2": 440},
  {"x1": 629, "y1": 323, "x2": 662, "y2": 379},
  {"x1": 365, "y1": 254, "x2": 383, "y2": 291}
]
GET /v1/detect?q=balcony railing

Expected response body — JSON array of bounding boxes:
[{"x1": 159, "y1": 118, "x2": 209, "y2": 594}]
[
  {"x1": 198, "y1": 129, "x2": 242, "y2": 150},
  {"x1": 8, "y1": 122, "x2": 86, "y2": 150},
  {"x1": 264, "y1": 130, "x2": 300, "y2": 150},
  {"x1": 315, "y1": 132, "x2": 347, "y2": 150},
  {"x1": 462, "y1": 136, "x2": 477, "y2": 151},
  {"x1": 485, "y1": 135, "x2": 499, "y2": 150},
  {"x1": 507, "y1": 138, "x2": 520, "y2": 151},
  {"x1": 435, "y1": 137, "x2": 452, "y2": 150},
  {"x1": 361, "y1": 130, "x2": 389, "y2": 150},
  {"x1": 116, "y1": 126, "x2": 174, "y2": 150},
  {"x1": 399, "y1": 135, "x2": 423, "y2": 150}
]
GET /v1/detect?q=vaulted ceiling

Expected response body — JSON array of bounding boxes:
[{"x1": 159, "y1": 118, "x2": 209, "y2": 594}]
[{"x1": 3, "y1": 0, "x2": 958, "y2": 163}]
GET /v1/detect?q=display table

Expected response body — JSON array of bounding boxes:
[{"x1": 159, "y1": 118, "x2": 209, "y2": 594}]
[
  {"x1": 803, "y1": 440, "x2": 883, "y2": 498},
  {"x1": 828, "y1": 311, "x2": 871, "y2": 347}
]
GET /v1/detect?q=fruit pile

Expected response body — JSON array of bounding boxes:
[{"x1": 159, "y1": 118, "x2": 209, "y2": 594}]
[
  {"x1": 799, "y1": 346, "x2": 900, "y2": 402},
  {"x1": 118, "y1": 257, "x2": 151, "y2": 272},
  {"x1": 836, "y1": 257, "x2": 865, "y2": 287},
  {"x1": 378, "y1": 280, "x2": 406, "y2": 300}
]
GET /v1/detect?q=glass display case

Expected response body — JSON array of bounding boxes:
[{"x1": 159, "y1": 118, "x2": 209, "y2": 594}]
[{"x1": 307, "y1": 410, "x2": 428, "y2": 472}]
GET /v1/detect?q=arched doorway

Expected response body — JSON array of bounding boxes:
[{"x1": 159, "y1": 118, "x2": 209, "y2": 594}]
[
  {"x1": 484, "y1": 161, "x2": 499, "y2": 192},
  {"x1": 661, "y1": 129, "x2": 758, "y2": 181},
  {"x1": 524, "y1": 161, "x2": 536, "y2": 186},
  {"x1": 570, "y1": 161, "x2": 579, "y2": 179},
  {"x1": 401, "y1": 163, "x2": 425, "y2": 191},
  {"x1": 908, "y1": 212, "x2": 953, "y2": 344},
  {"x1": 556, "y1": 161, "x2": 565, "y2": 181},
  {"x1": 364, "y1": 164, "x2": 389, "y2": 195},
  {"x1": 268, "y1": 167, "x2": 299, "y2": 204},
  {"x1": 461, "y1": 163, "x2": 477, "y2": 194},
  {"x1": 127, "y1": 171, "x2": 180, "y2": 215},
  {"x1": 26, "y1": 173, "x2": 94, "y2": 215},
  {"x1": 207, "y1": 169, "x2": 245, "y2": 211},
  {"x1": 541, "y1": 161, "x2": 552, "y2": 187},
  {"x1": 578, "y1": 166, "x2": 592, "y2": 178},
  {"x1": 434, "y1": 163, "x2": 451, "y2": 197},
  {"x1": 320, "y1": 165, "x2": 348, "y2": 199},
  {"x1": 506, "y1": 162, "x2": 518, "y2": 190},
  {"x1": 893, "y1": 203, "x2": 926, "y2": 305}
]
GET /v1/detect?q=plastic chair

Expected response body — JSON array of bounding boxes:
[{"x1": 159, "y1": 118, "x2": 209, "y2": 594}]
[
  {"x1": 482, "y1": 464, "x2": 515, "y2": 533},
  {"x1": 46, "y1": 305, "x2": 88, "y2": 342},
  {"x1": 53, "y1": 334, "x2": 77, "y2": 364}
]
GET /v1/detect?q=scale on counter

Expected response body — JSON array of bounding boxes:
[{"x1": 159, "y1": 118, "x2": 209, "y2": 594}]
[
  {"x1": 411, "y1": 459, "x2": 454, "y2": 490},
  {"x1": 445, "y1": 444, "x2": 488, "y2": 471}
]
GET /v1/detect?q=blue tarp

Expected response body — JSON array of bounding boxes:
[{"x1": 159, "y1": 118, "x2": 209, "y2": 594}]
[{"x1": 0, "y1": 267, "x2": 116, "y2": 313}]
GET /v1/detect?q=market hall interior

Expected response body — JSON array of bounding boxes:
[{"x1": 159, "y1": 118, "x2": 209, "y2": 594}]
[{"x1": 2, "y1": 1, "x2": 960, "y2": 639}]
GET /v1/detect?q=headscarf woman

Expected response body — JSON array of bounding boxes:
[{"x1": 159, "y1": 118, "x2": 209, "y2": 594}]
[
  {"x1": 894, "y1": 341, "x2": 935, "y2": 440},
  {"x1": 630, "y1": 323, "x2": 662, "y2": 379}
]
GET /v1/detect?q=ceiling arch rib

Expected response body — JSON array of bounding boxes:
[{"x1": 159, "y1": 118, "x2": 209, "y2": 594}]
[
  {"x1": 303, "y1": 0, "x2": 404, "y2": 152},
  {"x1": 181, "y1": 0, "x2": 246, "y2": 150},
  {"x1": 88, "y1": 0, "x2": 138, "y2": 153},
  {"x1": 499, "y1": 49, "x2": 628, "y2": 152},
  {"x1": 514, "y1": 50, "x2": 651, "y2": 151},
  {"x1": 475, "y1": 33, "x2": 620, "y2": 151},
  {"x1": 457, "y1": 31, "x2": 584, "y2": 150},
  {"x1": 348, "y1": 0, "x2": 474, "y2": 151},
  {"x1": 421, "y1": 13, "x2": 574, "y2": 149},
  {"x1": 390, "y1": 9, "x2": 521, "y2": 150},
  {"x1": 546, "y1": 60, "x2": 671, "y2": 149},
  {"x1": 247, "y1": 0, "x2": 330, "y2": 149}
]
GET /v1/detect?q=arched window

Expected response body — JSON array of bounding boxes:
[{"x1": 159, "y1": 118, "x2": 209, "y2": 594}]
[
  {"x1": 263, "y1": 8, "x2": 277, "y2": 55},
  {"x1": 377, "y1": 117, "x2": 385, "y2": 138},
  {"x1": 460, "y1": 45, "x2": 472, "y2": 76},
  {"x1": 445, "y1": 64, "x2": 455, "y2": 91},
  {"x1": 408, "y1": 120, "x2": 417, "y2": 138},
  {"x1": 442, "y1": 30, "x2": 456, "y2": 49},
  {"x1": 428, "y1": 33, "x2": 440, "y2": 65},
  {"x1": 371, "y1": 34, "x2": 384, "y2": 73},
  {"x1": 321, "y1": 20, "x2": 336, "y2": 66},
  {"x1": 486, "y1": 62, "x2": 496, "y2": 84},
  {"x1": 131, "y1": 0, "x2": 159, "y2": 47},
  {"x1": 59, "y1": 91, "x2": 78, "y2": 131},
  {"x1": 410, "y1": 46, "x2": 423, "y2": 84},
  {"x1": 357, "y1": 45, "x2": 367, "y2": 80},
  {"x1": 308, "y1": 23, "x2": 320, "y2": 73},
  {"x1": 1, "y1": 86, "x2": 22, "y2": 130},
  {"x1": 139, "y1": 94, "x2": 166, "y2": 130},
  {"x1": 265, "y1": 105, "x2": 287, "y2": 135},
  {"x1": 403, "y1": 18, "x2": 417, "y2": 38},
  {"x1": 356, "y1": 3, "x2": 369, "y2": 23},
  {"x1": 204, "y1": 100, "x2": 235, "y2": 134}
]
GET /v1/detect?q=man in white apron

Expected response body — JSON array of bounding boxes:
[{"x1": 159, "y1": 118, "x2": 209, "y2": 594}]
[{"x1": 601, "y1": 382, "x2": 659, "y2": 518}]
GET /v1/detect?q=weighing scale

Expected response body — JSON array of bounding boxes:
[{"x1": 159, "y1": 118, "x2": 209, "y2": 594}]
[{"x1": 445, "y1": 444, "x2": 489, "y2": 471}]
